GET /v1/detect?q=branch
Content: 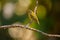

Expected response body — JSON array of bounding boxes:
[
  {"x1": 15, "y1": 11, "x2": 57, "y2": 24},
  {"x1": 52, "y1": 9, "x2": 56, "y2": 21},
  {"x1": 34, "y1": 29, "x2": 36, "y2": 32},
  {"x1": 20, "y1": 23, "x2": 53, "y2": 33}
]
[
  {"x1": 0, "y1": 24, "x2": 60, "y2": 38},
  {"x1": 34, "y1": 0, "x2": 38, "y2": 14}
]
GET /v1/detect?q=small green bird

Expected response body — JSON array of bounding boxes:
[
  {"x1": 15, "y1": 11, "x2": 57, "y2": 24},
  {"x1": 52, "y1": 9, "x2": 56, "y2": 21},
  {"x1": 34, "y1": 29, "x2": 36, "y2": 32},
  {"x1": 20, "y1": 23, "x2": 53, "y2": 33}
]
[
  {"x1": 28, "y1": 10, "x2": 40, "y2": 25},
  {"x1": 25, "y1": 0, "x2": 40, "y2": 27},
  {"x1": 28, "y1": 0, "x2": 40, "y2": 25}
]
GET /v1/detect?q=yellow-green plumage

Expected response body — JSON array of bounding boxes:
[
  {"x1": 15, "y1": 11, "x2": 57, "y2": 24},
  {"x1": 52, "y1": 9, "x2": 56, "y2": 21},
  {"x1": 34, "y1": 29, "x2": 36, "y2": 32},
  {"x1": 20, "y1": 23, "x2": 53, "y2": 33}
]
[{"x1": 28, "y1": 10, "x2": 40, "y2": 25}]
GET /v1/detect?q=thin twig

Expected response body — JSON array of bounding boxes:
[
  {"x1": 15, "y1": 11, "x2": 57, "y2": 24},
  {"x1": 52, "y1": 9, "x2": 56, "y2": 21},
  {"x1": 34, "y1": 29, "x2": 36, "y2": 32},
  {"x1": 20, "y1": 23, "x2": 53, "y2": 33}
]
[
  {"x1": 34, "y1": 0, "x2": 38, "y2": 14},
  {"x1": 0, "y1": 24, "x2": 60, "y2": 38}
]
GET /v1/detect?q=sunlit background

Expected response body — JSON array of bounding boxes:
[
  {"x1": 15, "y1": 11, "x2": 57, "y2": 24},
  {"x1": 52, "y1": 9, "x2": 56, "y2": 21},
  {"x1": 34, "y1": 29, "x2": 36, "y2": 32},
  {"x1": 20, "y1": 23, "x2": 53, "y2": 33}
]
[{"x1": 0, "y1": 0, "x2": 60, "y2": 40}]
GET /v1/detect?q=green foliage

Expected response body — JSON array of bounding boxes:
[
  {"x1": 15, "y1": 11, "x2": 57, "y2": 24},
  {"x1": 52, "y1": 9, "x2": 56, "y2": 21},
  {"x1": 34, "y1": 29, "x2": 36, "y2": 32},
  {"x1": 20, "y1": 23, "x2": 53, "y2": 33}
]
[{"x1": 37, "y1": 5, "x2": 47, "y2": 19}]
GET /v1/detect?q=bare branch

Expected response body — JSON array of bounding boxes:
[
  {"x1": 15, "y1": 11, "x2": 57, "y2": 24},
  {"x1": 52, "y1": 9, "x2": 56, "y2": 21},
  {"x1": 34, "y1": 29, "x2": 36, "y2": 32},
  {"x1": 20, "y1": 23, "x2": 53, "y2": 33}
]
[
  {"x1": 0, "y1": 24, "x2": 60, "y2": 38},
  {"x1": 34, "y1": 0, "x2": 38, "y2": 14}
]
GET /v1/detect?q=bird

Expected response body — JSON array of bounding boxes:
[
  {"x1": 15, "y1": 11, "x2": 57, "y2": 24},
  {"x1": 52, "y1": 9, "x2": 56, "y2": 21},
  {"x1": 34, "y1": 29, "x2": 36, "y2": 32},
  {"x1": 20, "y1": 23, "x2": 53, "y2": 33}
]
[
  {"x1": 28, "y1": 10, "x2": 40, "y2": 25},
  {"x1": 28, "y1": 0, "x2": 40, "y2": 25},
  {"x1": 25, "y1": 0, "x2": 40, "y2": 27}
]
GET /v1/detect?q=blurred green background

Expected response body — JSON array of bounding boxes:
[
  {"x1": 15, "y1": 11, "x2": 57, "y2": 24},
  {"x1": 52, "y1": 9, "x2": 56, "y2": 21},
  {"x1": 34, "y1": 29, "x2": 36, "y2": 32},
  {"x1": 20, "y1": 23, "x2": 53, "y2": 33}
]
[{"x1": 0, "y1": 0, "x2": 60, "y2": 40}]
